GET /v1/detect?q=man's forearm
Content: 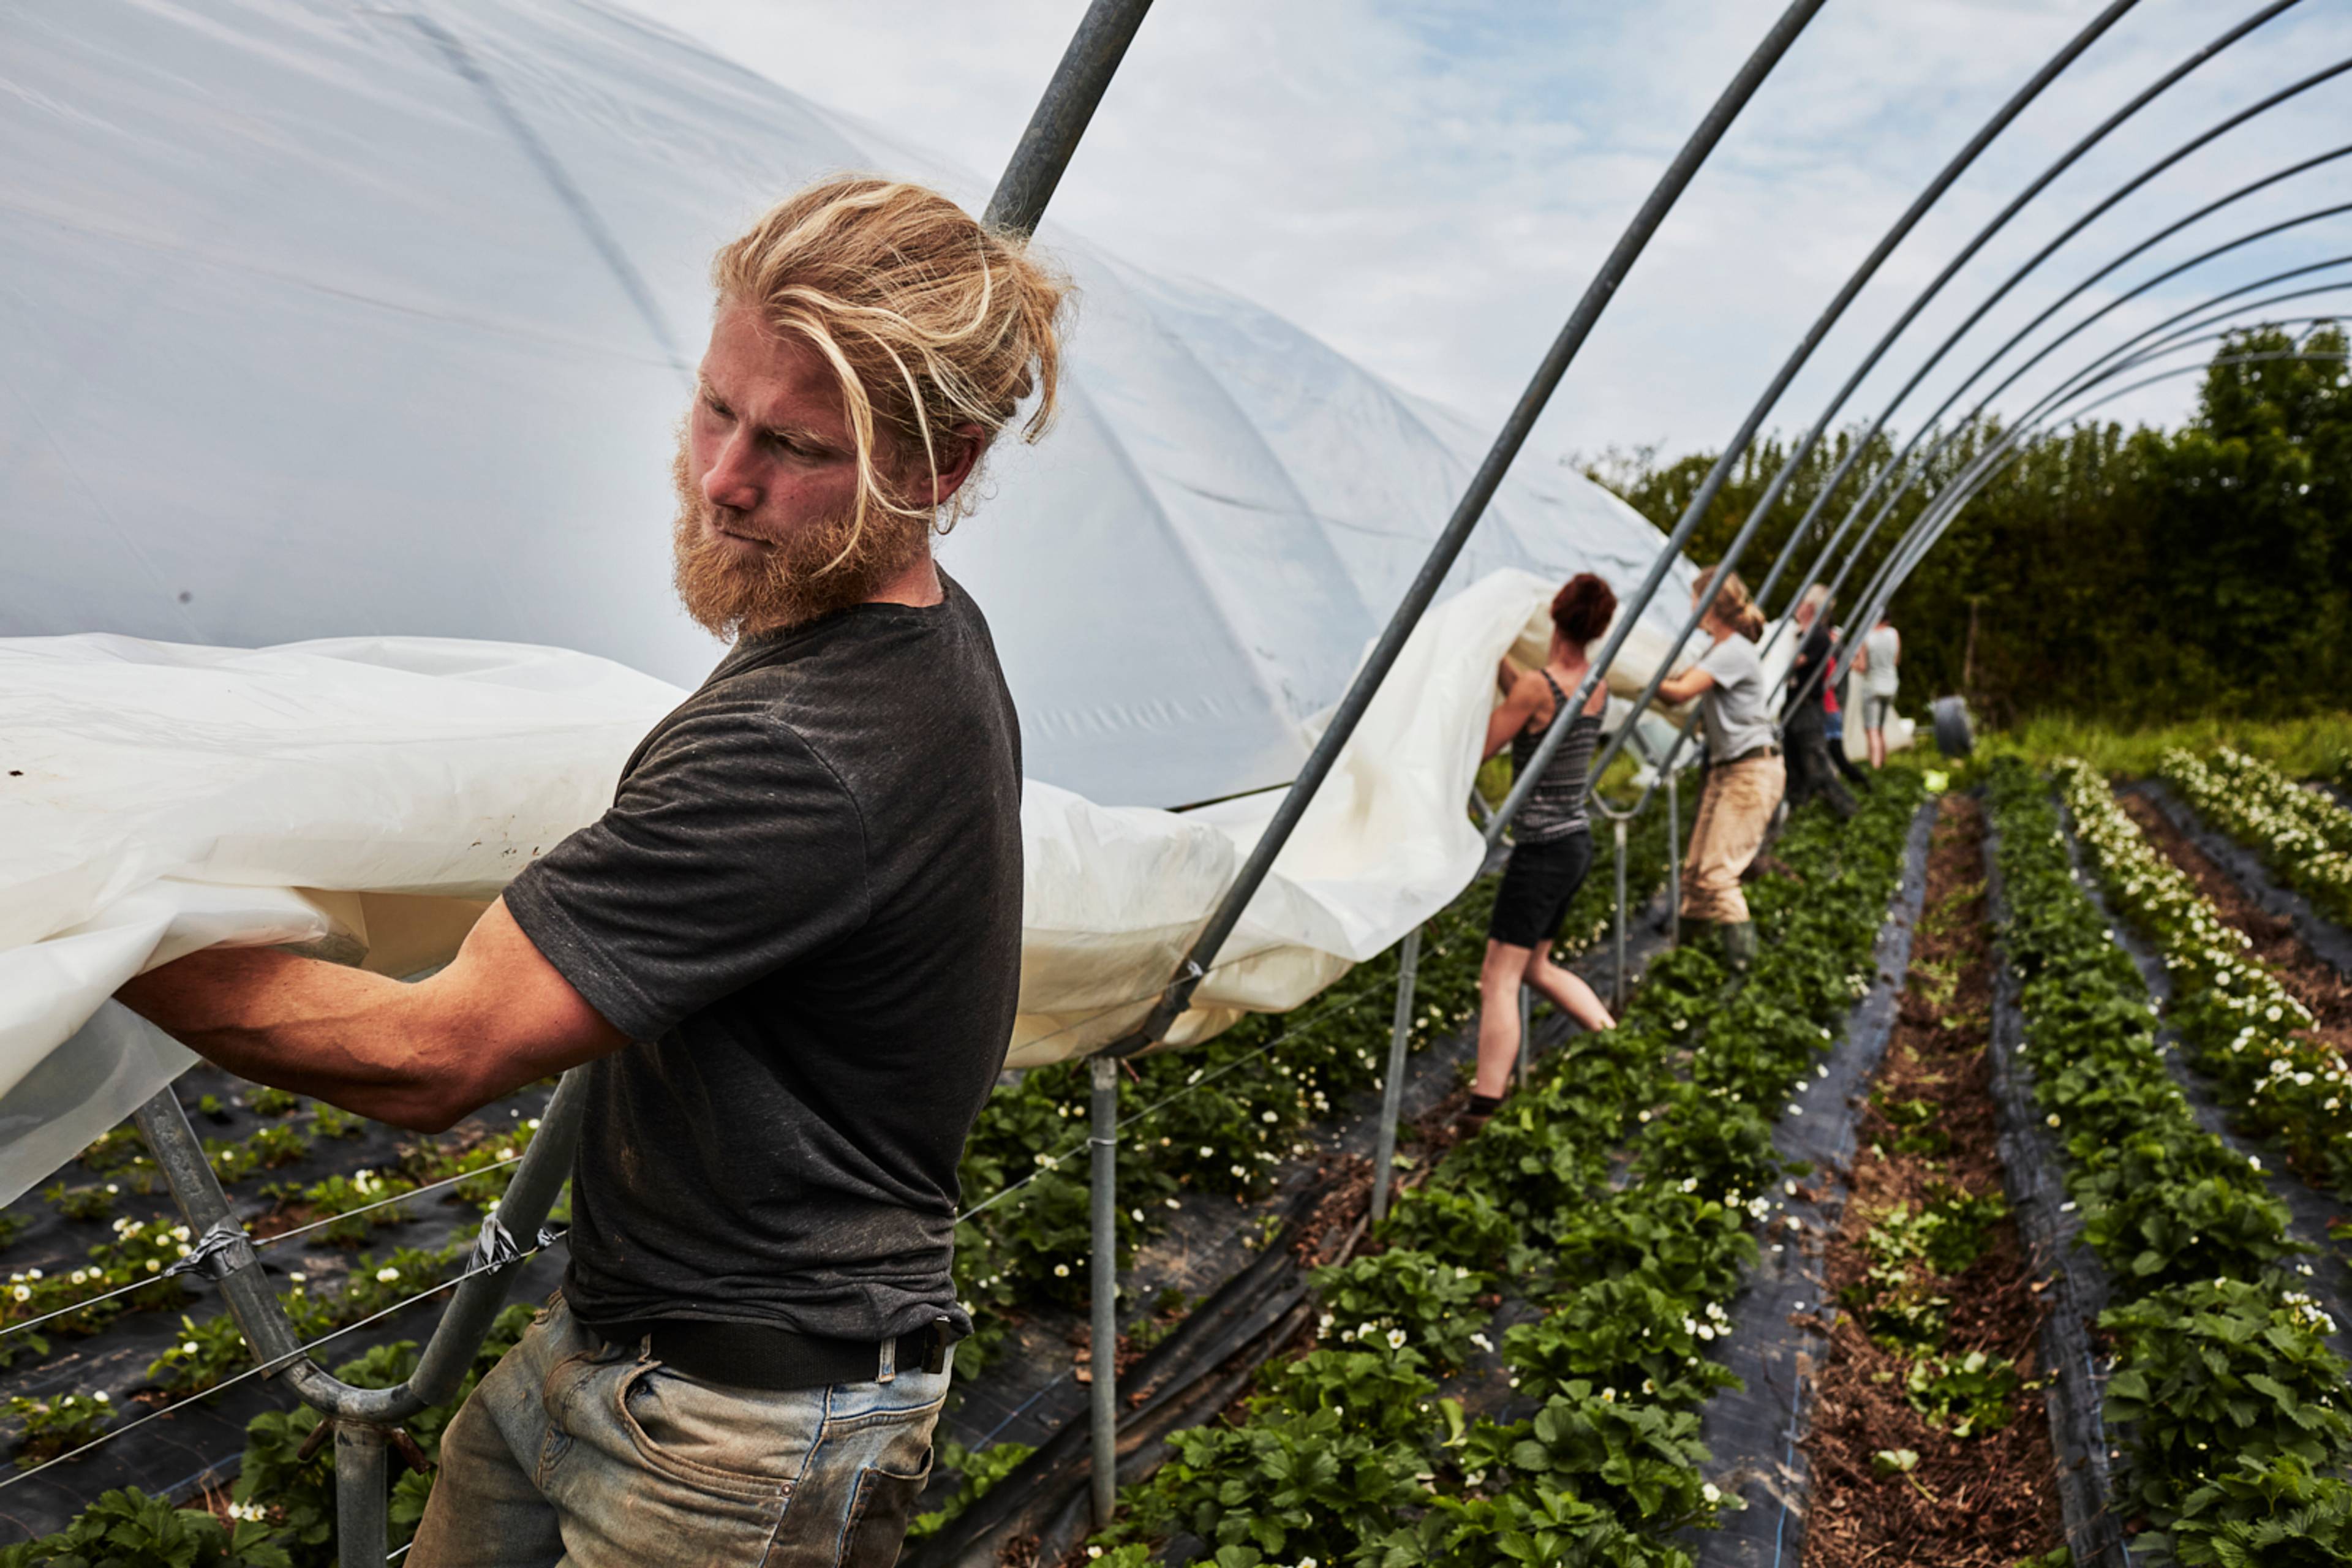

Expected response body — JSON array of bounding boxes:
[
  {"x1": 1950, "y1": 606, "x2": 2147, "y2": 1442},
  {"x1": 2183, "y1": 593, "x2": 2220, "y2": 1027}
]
[{"x1": 118, "y1": 949, "x2": 470, "y2": 1131}]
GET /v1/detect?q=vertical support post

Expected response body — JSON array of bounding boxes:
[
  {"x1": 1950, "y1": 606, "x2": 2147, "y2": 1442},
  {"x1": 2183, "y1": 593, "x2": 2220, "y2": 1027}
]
[
  {"x1": 1368, "y1": 925, "x2": 1422, "y2": 1226},
  {"x1": 1613, "y1": 816, "x2": 1630, "y2": 1012},
  {"x1": 334, "y1": 1423, "x2": 389, "y2": 1568},
  {"x1": 1666, "y1": 766, "x2": 1681, "y2": 945},
  {"x1": 1515, "y1": 984, "x2": 1532, "y2": 1090},
  {"x1": 1088, "y1": 1054, "x2": 1120, "y2": 1529}
]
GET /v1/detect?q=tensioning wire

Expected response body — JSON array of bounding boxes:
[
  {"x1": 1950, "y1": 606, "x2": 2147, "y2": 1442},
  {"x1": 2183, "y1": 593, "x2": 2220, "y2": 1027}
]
[
  {"x1": 0, "y1": 1154, "x2": 529, "y2": 1344},
  {"x1": 0, "y1": 1232, "x2": 568, "y2": 1493}
]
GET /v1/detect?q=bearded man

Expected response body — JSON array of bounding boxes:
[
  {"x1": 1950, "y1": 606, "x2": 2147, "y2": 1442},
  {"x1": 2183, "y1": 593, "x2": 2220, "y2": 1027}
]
[{"x1": 117, "y1": 177, "x2": 1068, "y2": 1566}]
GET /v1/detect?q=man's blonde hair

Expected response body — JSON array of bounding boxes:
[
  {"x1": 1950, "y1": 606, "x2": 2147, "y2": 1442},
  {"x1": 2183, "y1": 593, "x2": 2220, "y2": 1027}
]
[{"x1": 712, "y1": 176, "x2": 1070, "y2": 546}]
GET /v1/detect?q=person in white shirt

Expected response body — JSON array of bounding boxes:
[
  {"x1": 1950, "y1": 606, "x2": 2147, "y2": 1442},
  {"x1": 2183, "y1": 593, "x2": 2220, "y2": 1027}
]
[{"x1": 1853, "y1": 614, "x2": 1901, "y2": 769}]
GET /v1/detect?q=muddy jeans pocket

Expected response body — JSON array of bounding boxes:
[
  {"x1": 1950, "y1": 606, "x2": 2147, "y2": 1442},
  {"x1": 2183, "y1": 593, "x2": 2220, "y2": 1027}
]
[{"x1": 835, "y1": 1451, "x2": 933, "y2": 1568}]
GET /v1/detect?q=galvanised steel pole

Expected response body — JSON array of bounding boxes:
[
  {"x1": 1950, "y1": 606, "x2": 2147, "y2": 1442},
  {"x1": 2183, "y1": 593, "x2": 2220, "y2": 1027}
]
[
  {"x1": 1368, "y1": 925, "x2": 1422, "y2": 1226},
  {"x1": 1824, "y1": 345, "x2": 2351, "y2": 696},
  {"x1": 1787, "y1": 300, "x2": 2352, "y2": 723},
  {"x1": 1583, "y1": 0, "x2": 2326, "y2": 794},
  {"x1": 1613, "y1": 815, "x2": 1630, "y2": 1013},
  {"x1": 984, "y1": 0, "x2": 1156, "y2": 236},
  {"x1": 1095, "y1": 0, "x2": 1828, "y2": 1058},
  {"x1": 1517, "y1": 984, "x2": 1532, "y2": 1090},
  {"x1": 1665, "y1": 764, "x2": 1681, "y2": 944},
  {"x1": 1087, "y1": 1053, "x2": 1120, "y2": 1527},
  {"x1": 1773, "y1": 194, "x2": 2352, "y2": 731},
  {"x1": 1531, "y1": 0, "x2": 2148, "y2": 824}
]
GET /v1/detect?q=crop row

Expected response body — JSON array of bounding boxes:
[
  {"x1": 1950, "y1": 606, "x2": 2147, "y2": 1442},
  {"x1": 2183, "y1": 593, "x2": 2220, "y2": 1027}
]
[
  {"x1": 2054, "y1": 759, "x2": 2352, "y2": 1203},
  {"x1": 1076, "y1": 774, "x2": 1927, "y2": 1566},
  {"x1": 1982, "y1": 758, "x2": 2352, "y2": 1563},
  {"x1": 0, "y1": 807, "x2": 1676, "y2": 1559},
  {"x1": 942, "y1": 800, "x2": 1675, "y2": 1381},
  {"x1": 1, "y1": 1112, "x2": 545, "y2": 1378},
  {"x1": 2158, "y1": 745, "x2": 2352, "y2": 929}
]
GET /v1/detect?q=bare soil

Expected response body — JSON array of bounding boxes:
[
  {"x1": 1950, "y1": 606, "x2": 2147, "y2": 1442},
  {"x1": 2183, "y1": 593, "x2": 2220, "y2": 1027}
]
[
  {"x1": 1801, "y1": 796, "x2": 2065, "y2": 1568},
  {"x1": 2119, "y1": 794, "x2": 2352, "y2": 1058}
]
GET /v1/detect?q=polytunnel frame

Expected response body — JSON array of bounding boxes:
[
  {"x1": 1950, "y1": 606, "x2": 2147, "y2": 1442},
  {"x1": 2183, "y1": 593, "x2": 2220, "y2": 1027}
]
[
  {"x1": 1581, "y1": 10, "x2": 2352, "y2": 811},
  {"x1": 1823, "y1": 337, "x2": 2351, "y2": 701},
  {"x1": 14, "y1": 4, "x2": 1163, "y2": 1564},
  {"x1": 1779, "y1": 237, "x2": 2352, "y2": 726},
  {"x1": 20, "y1": 0, "x2": 2338, "y2": 1557}
]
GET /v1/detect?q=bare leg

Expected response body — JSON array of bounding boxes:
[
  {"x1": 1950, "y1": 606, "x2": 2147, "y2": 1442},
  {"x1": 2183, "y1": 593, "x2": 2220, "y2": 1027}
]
[
  {"x1": 1867, "y1": 726, "x2": 1887, "y2": 769},
  {"x1": 1525, "y1": 946, "x2": 1614, "y2": 1033},
  {"x1": 1475, "y1": 940, "x2": 1531, "y2": 1098}
]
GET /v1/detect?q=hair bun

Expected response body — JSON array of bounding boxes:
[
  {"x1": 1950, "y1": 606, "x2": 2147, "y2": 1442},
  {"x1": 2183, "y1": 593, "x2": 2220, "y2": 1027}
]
[{"x1": 1551, "y1": 572, "x2": 1617, "y2": 646}]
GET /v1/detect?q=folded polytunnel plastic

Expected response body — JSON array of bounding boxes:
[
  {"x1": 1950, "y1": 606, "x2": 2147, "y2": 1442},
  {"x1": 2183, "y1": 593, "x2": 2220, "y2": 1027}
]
[
  {"x1": 0, "y1": 575, "x2": 1725, "y2": 1203},
  {"x1": 0, "y1": 0, "x2": 1723, "y2": 1199}
]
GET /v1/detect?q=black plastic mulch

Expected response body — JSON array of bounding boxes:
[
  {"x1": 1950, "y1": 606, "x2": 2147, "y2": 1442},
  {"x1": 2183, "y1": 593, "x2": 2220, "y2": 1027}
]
[
  {"x1": 1691, "y1": 796, "x2": 1934, "y2": 1568},
  {"x1": 2125, "y1": 778, "x2": 2352, "y2": 981},
  {"x1": 922, "y1": 883, "x2": 1680, "y2": 1506},
  {"x1": 2054, "y1": 793, "x2": 2352, "y2": 1360},
  {"x1": 1983, "y1": 799, "x2": 2125, "y2": 1568},
  {"x1": 0, "y1": 1066, "x2": 559, "y2": 1544}
]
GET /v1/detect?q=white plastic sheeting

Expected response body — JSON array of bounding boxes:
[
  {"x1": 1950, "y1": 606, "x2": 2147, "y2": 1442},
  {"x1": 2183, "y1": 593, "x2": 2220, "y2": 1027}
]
[
  {"x1": 0, "y1": 0, "x2": 1720, "y2": 1199},
  {"x1": 0, "y1": 573, "x2": 1713, "y2": 1204},
  {"x1": 0, "y1": 0, "x2": 1694, "y2": 812}
]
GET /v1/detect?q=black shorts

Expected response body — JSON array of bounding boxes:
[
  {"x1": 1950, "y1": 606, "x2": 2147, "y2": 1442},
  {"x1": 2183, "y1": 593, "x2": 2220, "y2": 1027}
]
[{"x1": 1488, "y1": 830, "x2": 1596, "y2": 949}]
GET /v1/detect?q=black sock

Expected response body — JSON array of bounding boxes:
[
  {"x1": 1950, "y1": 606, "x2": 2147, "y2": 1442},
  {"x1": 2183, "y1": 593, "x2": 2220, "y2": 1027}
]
[{"x1": 1468, "y1": 1093, "x2": 1505, "y2": 1115}]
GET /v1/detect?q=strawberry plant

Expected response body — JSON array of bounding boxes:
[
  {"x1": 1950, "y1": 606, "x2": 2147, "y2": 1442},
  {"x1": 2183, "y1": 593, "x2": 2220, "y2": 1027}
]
[
  {"x1": 6, "y1": 1389, "x2": 113, "y2": 1469},
  {"x1": 42, "y1": 1181, "x2": 120, "y2": 1224},
  {"x1": 1309, "y1": 1250, "x2": 1488, "y2": 1370},
  {"x1": 2162, "y1": 746, "x2": 2352, "y2": 926},
  {"x1": 148, "y1": 1310, "x2": 262, "y2": 1395},
  {"x1": 262, "y1": 1167, "x2": 415, "y2": 1245},
  {"x1": 0, "y1": 1487, "x2": 292, "y2": 1568},
  {"x1": 1985, "y1": 756, "x2": 2352, "y2": 1537},
  {"x1": 1902, "y1": 1349, "x2": 2019, "y2": 1438}
]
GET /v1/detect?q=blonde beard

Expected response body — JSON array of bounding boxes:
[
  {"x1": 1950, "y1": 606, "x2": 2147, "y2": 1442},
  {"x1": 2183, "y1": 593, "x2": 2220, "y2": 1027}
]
[{"x1": 669, "y1": 432, "x2": 931, "y2": 639}]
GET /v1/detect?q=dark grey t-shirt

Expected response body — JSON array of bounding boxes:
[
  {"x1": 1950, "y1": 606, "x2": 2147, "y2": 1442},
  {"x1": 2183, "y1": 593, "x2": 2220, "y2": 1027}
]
[{"x1": 503, "y1": 573, "x2": 1022, "y2": 1342}]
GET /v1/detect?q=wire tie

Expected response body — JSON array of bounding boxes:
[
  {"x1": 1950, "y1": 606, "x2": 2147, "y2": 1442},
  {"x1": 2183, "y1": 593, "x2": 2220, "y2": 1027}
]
[
  {"x1": 469, "y1": 1214, "x2": 523, "y2": 1274},
  {"x1": 162, "y1": 1219, "x2": 257, "y2": 1283}
]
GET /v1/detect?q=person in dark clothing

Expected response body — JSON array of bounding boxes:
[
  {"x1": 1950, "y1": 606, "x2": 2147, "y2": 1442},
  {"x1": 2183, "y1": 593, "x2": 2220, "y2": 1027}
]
[
  {"x1": 1781, "y1": 584, "x2": 1858, "y2": 820},
  {"x1": 1461, "y1": 573, "x2": 1620, "y2": 1133},
  {"x1": 118, "y1": 177, "x2": 1070, "y2": 1567}
]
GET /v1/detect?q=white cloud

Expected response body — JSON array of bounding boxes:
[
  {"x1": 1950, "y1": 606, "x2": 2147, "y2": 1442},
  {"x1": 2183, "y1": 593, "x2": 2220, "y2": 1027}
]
[{"x1": 644, "y1": 0, "x2": 2352, "y2": 462}]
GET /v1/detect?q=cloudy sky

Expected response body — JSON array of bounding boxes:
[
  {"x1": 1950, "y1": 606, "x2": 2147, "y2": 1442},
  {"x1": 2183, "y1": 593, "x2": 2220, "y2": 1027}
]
[{"x1": 647, "y1": 0, "x2": 2352, "y2": 470}]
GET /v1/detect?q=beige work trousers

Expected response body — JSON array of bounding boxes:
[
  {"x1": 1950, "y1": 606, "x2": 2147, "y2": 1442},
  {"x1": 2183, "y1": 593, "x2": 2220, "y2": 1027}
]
[{"x1": 1680, "y1": 753, "x2": 1786, "y2": 924}]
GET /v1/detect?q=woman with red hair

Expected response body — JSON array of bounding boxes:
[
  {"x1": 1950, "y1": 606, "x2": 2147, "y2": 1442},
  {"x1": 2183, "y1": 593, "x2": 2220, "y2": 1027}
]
[{"x1": 1463, "y1": 572, "x2": 1620, "y2": 1132}]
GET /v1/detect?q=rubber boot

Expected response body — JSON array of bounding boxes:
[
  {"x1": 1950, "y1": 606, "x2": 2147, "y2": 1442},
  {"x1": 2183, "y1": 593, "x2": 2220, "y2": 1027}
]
[{"x1": 1721, "y1": 920, "x2": 1758, "y2": 971}]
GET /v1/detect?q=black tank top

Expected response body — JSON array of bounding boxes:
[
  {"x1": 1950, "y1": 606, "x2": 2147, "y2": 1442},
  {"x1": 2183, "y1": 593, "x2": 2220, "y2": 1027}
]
[{"x1": 1509, "y1": 671, "x2": 1601, "y2": 843}]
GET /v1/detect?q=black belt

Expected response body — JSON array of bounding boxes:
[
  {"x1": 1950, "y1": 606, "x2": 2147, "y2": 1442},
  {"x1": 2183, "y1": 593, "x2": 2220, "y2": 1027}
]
[
  {"x1": 1725, "y1": 744, "x2": 1781, "y2": 765},
  {"x1": 582, "y1": 1306, "x2": 959, "y2": 1391}
]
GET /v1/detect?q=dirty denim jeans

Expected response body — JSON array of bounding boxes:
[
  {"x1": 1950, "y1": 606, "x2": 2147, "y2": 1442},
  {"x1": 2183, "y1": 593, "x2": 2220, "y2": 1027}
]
[{"x1": 410, "y1": 1292, "x2": 946, "y2": 1568}]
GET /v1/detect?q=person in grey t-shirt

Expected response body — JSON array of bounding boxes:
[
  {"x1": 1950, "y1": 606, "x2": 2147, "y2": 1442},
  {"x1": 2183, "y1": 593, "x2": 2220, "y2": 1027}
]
[
  {"x1": 1651, "y1": 566, "x2": 1787, "y2": 969},
  {"x1": 120, "y1": 178, "x2": 1070, "y2": 1568}
]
